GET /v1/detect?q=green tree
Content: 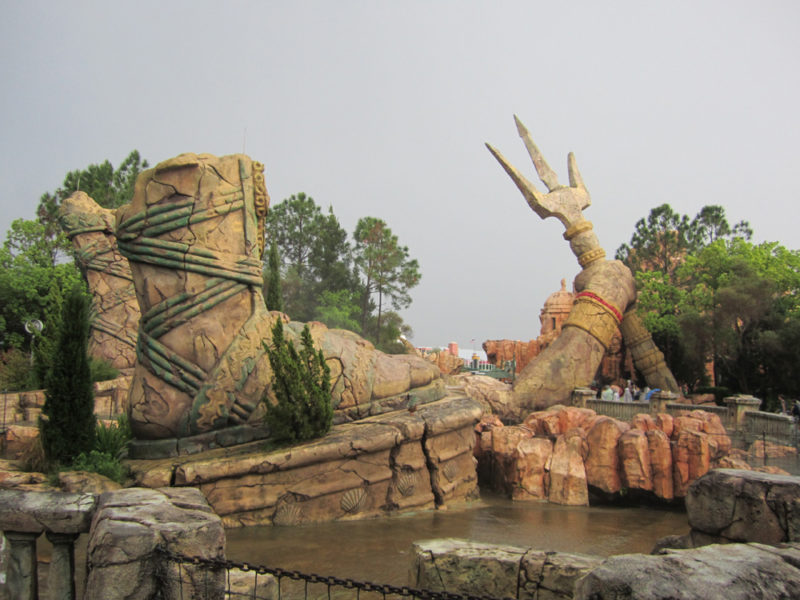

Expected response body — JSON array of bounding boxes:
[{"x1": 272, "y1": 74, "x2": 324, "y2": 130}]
[
  {"x1": 264, "y1": 319, "x2": 332, "y2": 443},
  {"x1": 36, "y1": 150, "x2": 148, "y2": 262},
  {"x1": 313, "y1": 290, "x2": 362, "y2": 333},
  {"x1": 353, "y1": 217, "x2": 420, "y2": 345},
  {"x1": 264, "y1": 241, "x2": 284, "y2": 312},
  {"x1": 0, "y1": 219, "x2": 83, "y2": 352},
  {"x1": 616, "y1": 204, "x2": 692, "y2": 282},
  {"x1": 687, "y1": 204, "x2": 752, "y2": 250},
  {"x1": 39, "y1": 284, "x2": 96, "y2": 465},
  {"x1": 266, "y1": 194, "x2": 355, "y2": 321}
]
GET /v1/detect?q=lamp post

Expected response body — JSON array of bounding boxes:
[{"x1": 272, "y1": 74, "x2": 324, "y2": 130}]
[{"x1": 24, "y1": 319, "x2": 43, "y2": 367}]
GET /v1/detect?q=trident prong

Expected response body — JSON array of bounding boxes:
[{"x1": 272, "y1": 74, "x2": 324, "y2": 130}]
[{"x1": 486, "y1": 116, "x2": 590, "y2": 230}]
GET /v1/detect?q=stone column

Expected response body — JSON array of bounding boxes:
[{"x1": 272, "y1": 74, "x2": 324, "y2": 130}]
[
  {"x1": 650, "y1": 391, "x2": 679, "y2": 416},
  {"x1": 45, "y1": 532, "x2": 78, "y2": 600},
  {"x1": 5, "y1": 531, "x2": 38, "y2": 600},
  {"x1": 571, "y1": 387, "x2": 596, "y2": 408},
  {"x1": 724, "y1": 395, "x2": 761, "y2": 431}
]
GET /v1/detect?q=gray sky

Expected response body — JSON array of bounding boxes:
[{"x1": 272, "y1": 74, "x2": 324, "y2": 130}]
[{"x1": 2, "y1": 1, "x2": 798, "y2": 351}]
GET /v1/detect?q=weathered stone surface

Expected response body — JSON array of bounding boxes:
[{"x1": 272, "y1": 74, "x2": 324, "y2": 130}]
[
  {"x1": 574, "y1": 543, "x2": 800, "y2": 600},
  {"x1": 57, "y1": 471, "x2": 122, "y2": 495},
  {"x1": 617, "y1": 429, "x2": 652, "y2": 492},
  {"x1": 672, "y1": 429, "x2": 710, "y2": 497},
  {"x1": 645, "y1": 428, "x2": 673, "y2": 500},
  {"x1": 584, "y1": 417, "x2": 628, "y2": 494},
  {"x1": 548, "y1": 429, "x2": 588, "y2": 506},
  {"x1": 412, "y1": 539, "x2": 601, "y2": 600},
  {"x1": 520, "y1": 549, "x2": 602, "y2": 600},
  {"x1": 412, "y1": 539, "x2": 523, "y2": 599},
  {"x1": 514, "y1": 437, "x2": 553, "y2": 500},
  {"x1": 126, "y1": 395, "x2": 481, "y2": 527},
  {"x1": 59, "y1": 192, "x2": 139, "y2": 370},
  {"x1": 84, "y1": 487, "x2": 224, "y2": 600},
  {"x1": 686, "y1": 469, "x2": 800, "y2": 544},
  {"x1": 0, "y1": 489, "x2": 96, "y2": 534}
]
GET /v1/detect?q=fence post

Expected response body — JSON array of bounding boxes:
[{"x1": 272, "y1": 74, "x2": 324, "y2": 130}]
[
  {"x1": 5, "y1": 531, "x2": 38, "y2": 600},
  {"x1": 649, "y1": 391, "x2": 678, "y2": 416},
  {"x1": 724, "y1": 395, "x2": 761, "y2": 431},
  {"x1": 571, "y1": 387, "x2": 595, "y2": 408}
]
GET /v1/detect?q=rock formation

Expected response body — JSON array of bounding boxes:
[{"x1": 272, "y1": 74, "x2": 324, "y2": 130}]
[
  {"x1": 475, "y1": 405, "x2": 740, "y2": 505},
  {"x1": 59, "y1": 191, "x2": 139, "y2": 370},
  {"x1": 411, "y1": 538, "x2": 800, "y2": 600},
  {"x1": 486, "y1": 118, "x2": 678, "y2": 419},
  {"x1": 684, "y1": 469, "x2": 800, "y2": 546}
]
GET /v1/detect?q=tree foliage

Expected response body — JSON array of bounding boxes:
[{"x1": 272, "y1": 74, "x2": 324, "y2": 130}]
[
  {"x1": 264, "y1": 241, "x2": 284, "y2": 312},
  {"x1": 265, "y1": 194, "x2": 421, "y2": 350},
  {"x1": 39, "y1": 284, "x2": 96, "y2": 465},
  {"x1": 625, "y1": 203, "x2": 800, "y2": 407},
  {"x1": 264, "y1": 319, "x2": 332, "y2": 443},
  {"x1": 0, "y1": 219, "x2": 83, "y2": 354},
  {"x1": 353, "y1": 217, "x2": 420, "y2": 345}
]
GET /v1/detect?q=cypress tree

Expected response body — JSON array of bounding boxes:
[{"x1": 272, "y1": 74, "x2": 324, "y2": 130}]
[
  {"x1": 265, "y1": 241, "x2": 284, "y2": 312},
  {"x1": 39, "y1": 284, "x2": 96, "y2": 465},
  {"x1": 264, "y1": 319, "x2": 332, "y2": 443}
]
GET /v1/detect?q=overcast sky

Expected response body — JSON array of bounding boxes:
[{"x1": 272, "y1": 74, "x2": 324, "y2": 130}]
[{"x1": 2, "y1": 1, "x2": 798, "y2": 351}]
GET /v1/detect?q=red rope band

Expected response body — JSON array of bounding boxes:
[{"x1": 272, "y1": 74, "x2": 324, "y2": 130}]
[{"x1": 574, "y1": 291, "x2": 623, "y2": 323}]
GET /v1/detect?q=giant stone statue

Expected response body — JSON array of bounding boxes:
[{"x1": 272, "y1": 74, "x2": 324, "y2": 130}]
[
  {"x1": 487, "y1": 116, "x2": 678, "y2": 420},
  {"x1": 61, "y1": 153, "x2": 443, "y2": 452}
]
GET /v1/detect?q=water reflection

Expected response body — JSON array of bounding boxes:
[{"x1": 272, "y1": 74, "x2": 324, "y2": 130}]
[{"x1": 226, "y1": 494, "x2": 688, "y2": 586}]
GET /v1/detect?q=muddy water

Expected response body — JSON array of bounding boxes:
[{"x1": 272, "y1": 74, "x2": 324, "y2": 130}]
[{"x1": 226, "y1": 494, "x2": 688, "y2": 586}]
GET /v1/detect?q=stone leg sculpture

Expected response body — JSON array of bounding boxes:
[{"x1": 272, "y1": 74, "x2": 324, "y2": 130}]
[
  {"x1": 116, "y1": 153, "x2": 275, "y2": 440},
  {"x1": 59, "y1": 191, "x2": 139, "y2": 371},
  {"x1": 487, "y1": 116, "x2": 678, "y2": 419}
]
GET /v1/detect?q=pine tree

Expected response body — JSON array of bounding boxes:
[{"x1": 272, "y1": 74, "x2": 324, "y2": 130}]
[
  {"x1": 39, "y1": 284, "x2": 96, "y2": 465},
  {"x1": 264, "y1": 319, "x2": 332, "y2": 443},
  {"x1": 265, "y1": 241, "x2": 284, "y2": 312}
]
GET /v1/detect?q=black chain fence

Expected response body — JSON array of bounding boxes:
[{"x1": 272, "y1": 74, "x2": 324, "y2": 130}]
[{"x1": 154, "y1": 546, "x2": 515, "y2": 600}]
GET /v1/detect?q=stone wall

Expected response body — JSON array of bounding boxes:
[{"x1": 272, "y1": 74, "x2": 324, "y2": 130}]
[
  {"x1": 128, "y1": 395, "x2": 482, "y2": 528},
  {"x1": 411, "y1": 537, "x2": 800, "y2": 600}
]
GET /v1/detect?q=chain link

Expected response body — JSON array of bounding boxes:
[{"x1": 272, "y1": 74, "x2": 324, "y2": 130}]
[{"x1": 154, "y1": 546, "x2": 515, "y2": 600}]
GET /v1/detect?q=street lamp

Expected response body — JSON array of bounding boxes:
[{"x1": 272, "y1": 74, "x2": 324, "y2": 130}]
[{"x1": 24, "y1": 319, "x2": 43, "y2": 366}]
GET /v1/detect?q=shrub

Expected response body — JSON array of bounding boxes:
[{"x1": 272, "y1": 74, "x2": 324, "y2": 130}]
[
  {"x1": 70, "y1": 450, "x2": 127, "y2": 484},
  {"x1": 89, "y1": 357, "x2": 119, "y2": 383},
  {"x1": 0, "y1": 348, "x2": 36, "y2": 392},
  {"x1": 264, "y1": 319, "x2": 332, "y2": 443},
  {"x1": 39, "y1": 285, "x2": 96, "y2": 465},
  {"x1": 94, "y1": 414, "x2": 132, "y2": 458}
]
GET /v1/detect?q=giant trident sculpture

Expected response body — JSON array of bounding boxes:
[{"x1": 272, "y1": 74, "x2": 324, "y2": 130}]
[{"x1": 487, "y1": 117, "x2": 678, "y2": 419}]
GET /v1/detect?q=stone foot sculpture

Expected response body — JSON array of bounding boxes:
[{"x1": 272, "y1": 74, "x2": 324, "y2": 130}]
[
  {"x1": 59, "y1": 192, "x2": 139, "y2": 371},
  {"x1": 105, "y1": 153, "x2": 443, "y2": 453},
  {"x1": 116, "y1": 153, "x2": 275, "y2": 440},
  {"x1": 487, "y1": 116, "x2": 678, "y2": 419}
]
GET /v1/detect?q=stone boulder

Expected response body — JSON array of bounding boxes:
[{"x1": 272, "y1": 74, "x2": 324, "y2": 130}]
[
  {"x1": 84, "y1": 487, "x2": 225, "y2": 600},
  {"x1": 548, "y1": 429, "x2": 588, "y2": 505},
  {"x1": 574, "y1": 542, "x2": 800, "y2": 600},
  {"x1": 584, "y1": 417, "x2": 629, "y2": 494},
  {"x1": 412, "y1": 538, "x2": 601, "y2": 600},
  {"x1": 685, "y1": 469, "x2": 800, "y2": 545},
  {"x1": 513, "y1": 436, "x2": 553, "y2": 500}
]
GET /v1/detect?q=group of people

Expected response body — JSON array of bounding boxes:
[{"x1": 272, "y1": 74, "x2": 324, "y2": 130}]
[{"x1": 597, "y1": 380, "x2": 660, "y2": 403}]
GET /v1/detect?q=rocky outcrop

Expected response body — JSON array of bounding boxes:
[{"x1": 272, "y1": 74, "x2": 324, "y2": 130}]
[
  {"x1": 128, "y1": 395, "x2": 482, "y2": 527},
  {"x1": 84, "y1": 487, "x2": 225, "y2": 600},
  {"x1": 475, "y1": 405, "x2": 737, "y2": 505},
  {"x1": 574, "y1": 542, "x2": 800, "y2": 600},
  {"x1": 412, "y1": 538, "x2": 601, "y2": 600},
  {"x1": 412, "y1": 538, "x2": 800, "y2": 600},
  {"x1": 685, "y1": 469, "x2": 800, "y2": 545}
]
